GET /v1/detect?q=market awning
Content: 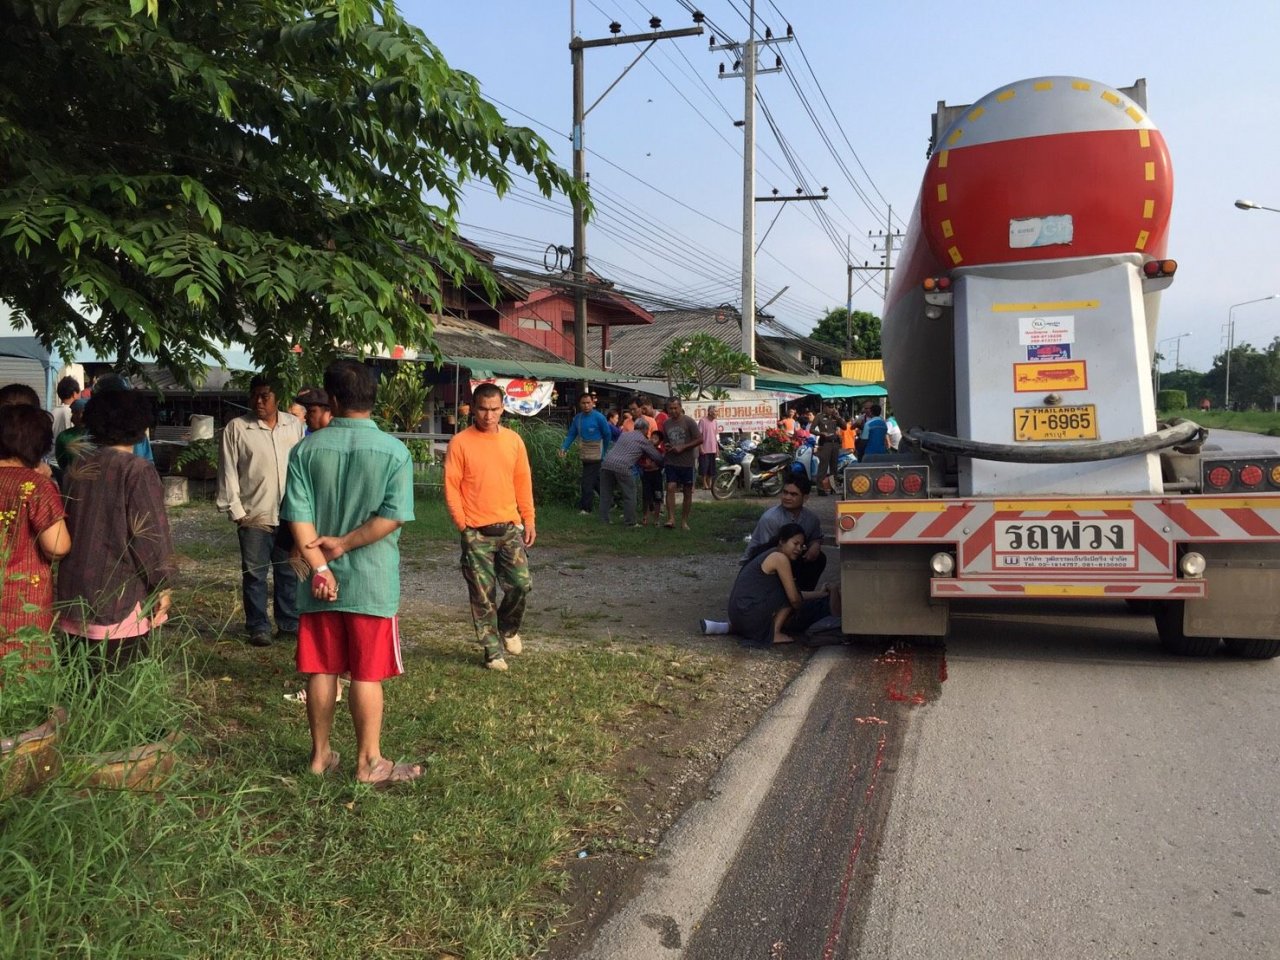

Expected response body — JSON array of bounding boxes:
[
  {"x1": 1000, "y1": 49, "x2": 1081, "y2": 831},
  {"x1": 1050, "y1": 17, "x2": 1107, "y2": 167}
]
[
  {"x1": 755, "y1": 372, "x2": 887, "y2": 398},
  {"x1": 444, "y1": 355, "x2": 639, "y2": 383}
]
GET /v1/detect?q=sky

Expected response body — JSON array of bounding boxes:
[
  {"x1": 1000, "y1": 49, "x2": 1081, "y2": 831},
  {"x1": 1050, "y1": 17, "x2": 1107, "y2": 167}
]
[{"x1": 405, "y1": 0, "x2": 1280, "y2": 374}]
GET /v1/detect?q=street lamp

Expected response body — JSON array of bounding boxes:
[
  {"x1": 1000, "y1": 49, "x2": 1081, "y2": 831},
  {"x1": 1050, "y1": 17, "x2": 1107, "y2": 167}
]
[
  {"x1": 1155, "y1": 332, "x2": 1192, "y2": 393},
  {"x1": 1235, "y1": 199, "x2": 1280, "y2": 214},
  {"x1": 1225, "y1": 295, "x2": 1280, "y2": 409}
]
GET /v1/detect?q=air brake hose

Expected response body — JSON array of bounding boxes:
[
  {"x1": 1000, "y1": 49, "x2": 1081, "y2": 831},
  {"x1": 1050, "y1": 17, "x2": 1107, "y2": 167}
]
[{"x1": 905, "y1": 418, "x2": 1205, "y2": 464}]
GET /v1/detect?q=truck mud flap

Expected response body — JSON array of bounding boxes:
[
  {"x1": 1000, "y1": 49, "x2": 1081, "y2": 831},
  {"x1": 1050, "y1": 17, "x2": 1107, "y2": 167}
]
[{"x1": 841, "y1": 544, "x2": 949, "y2": 637}]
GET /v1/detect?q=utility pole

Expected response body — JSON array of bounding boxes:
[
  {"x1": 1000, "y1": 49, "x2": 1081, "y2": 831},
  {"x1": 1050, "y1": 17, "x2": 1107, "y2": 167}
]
[
  {"x1": 869, "y1": 204, "x2": 904, "y2": 313},
  {"x1": 845, "y1": 235, "x2": 853, "y2": 357},
  {"x1": 714, "y1": 3, "x2": 792, "y2": 390},
  {"x1": 569, "y1": 9, "x2": 704, "y2": 385}
]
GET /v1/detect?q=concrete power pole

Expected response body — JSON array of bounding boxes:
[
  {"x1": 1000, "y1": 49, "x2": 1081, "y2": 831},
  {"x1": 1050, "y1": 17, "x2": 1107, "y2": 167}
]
[
  {"x1": 569, "y1": 11, "x2": 704, "y2": 384},
  {"x1": 870, "y1": 205, "x2": 904, "y2": 313},
  {"x1": 715, "y1": 3, "x2": 793, "y2": 390}
]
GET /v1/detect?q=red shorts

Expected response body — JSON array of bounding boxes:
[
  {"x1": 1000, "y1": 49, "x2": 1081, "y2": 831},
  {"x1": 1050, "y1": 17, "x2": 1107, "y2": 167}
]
[{"x1": 296, "y1": 611, "x2": 403, "y2": 682}]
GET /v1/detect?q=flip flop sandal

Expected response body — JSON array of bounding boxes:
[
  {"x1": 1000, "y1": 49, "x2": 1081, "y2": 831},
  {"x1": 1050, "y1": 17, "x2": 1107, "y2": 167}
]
[
  {"x1": 309, "y1": 751, "x2": 340, "y2": 777},
  {"x1": 360, "y1": 758, "x2": 423, "y2": 789}
]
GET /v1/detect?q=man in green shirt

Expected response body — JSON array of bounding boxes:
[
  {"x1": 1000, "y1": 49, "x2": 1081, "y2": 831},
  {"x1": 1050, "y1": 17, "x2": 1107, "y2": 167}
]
[{"x1": 283, "y1": 359, "x2": 420, "y2": 786}]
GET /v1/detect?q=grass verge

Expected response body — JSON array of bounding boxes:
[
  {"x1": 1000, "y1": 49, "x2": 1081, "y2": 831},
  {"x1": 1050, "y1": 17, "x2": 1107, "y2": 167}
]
[{"x1": 2, "y1": 495, "x2": 758, "y2": 958}]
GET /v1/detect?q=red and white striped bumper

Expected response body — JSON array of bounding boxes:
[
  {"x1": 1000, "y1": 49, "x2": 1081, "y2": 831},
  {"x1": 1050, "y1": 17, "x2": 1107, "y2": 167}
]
[{"x1": 836, "y1": 495, "x2": 1280, "y2": 599}]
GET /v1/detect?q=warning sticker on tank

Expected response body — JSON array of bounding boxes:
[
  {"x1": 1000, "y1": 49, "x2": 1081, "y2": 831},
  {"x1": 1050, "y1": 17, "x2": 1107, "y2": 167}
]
[
  {"x1": 1018, "y1": 315, "x2": 1075, "y2": 345},
  {"x1": 1013, "y1": 360, "x2": 1088, "y2": 392}
]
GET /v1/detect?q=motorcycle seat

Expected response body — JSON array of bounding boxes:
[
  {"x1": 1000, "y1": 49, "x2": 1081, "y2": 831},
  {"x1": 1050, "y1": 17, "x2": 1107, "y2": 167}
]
[{"x1": 756, "y1": 453, "x2": 792, "y2": 467}]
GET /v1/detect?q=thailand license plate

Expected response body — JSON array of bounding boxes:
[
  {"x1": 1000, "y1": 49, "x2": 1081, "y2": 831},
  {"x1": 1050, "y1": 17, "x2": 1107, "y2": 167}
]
[{"x1": 1013, "y1": 404, "x2": 1098, "y2": 441}]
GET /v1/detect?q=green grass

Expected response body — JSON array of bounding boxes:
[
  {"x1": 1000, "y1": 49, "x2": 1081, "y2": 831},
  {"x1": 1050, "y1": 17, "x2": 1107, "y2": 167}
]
[
  {"x1": 1, "y1": 496, "x2": 759, "y2": 958},
  {"x1": 1169, "y1": 407, "x2": 1280, "y2": 436},
  {"x1": 400, "y1": 495, "x2": 762, "y2": 558}
]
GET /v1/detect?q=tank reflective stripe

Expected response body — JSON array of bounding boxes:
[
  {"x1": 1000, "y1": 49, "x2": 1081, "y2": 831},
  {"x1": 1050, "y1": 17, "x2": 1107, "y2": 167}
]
[{"x1": 990, "y1": 301, "x2": 1099, "y2": 313}]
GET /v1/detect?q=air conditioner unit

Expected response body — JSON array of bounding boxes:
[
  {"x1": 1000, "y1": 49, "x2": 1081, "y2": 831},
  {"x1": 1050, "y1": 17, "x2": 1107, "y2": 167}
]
[{"x1": 603, "y1": 348, "x2": 614, "y2": 371}]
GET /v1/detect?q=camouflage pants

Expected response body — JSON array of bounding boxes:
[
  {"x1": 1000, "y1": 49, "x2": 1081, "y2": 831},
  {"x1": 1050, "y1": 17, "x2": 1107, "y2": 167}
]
[{"x1": 460, "y1": 524, "x2": 531, "y2": 660}]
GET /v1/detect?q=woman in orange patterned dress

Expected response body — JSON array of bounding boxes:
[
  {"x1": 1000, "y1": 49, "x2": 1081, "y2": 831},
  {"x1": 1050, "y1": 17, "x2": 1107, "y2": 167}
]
[{"x1": 0, "y1": 405, "x2": 71, "y2": 671}]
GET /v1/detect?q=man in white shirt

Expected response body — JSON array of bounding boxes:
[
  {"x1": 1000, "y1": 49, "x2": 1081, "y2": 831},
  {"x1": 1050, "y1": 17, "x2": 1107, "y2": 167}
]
[
  {"x1": 51, "y1": 376, "x2": 81, "y2": 437},
  {"x1": 217, "y1": 373, "x2": 306, "y2": 646}
]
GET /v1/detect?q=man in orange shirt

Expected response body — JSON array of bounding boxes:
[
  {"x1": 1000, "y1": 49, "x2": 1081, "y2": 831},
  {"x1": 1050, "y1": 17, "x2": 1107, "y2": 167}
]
[{"x1": 444, "y1": 383, "x2": 536, "y2": 671}]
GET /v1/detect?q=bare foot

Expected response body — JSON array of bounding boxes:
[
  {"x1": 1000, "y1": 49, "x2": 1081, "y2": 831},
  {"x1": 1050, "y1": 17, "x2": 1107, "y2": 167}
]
[
  {"x1": 357, "y1": 757, "x2": 423, "y2": 786},
  {"x1": 681, "y1": 523, "x2": 691, "y2": 531},
  {"x1": 772, "y1": 632, "x2": 800, "y2": 645}
]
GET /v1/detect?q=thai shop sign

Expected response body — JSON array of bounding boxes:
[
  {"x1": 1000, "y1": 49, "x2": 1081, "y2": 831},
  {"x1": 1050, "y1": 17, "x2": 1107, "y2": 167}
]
[{"x1": 697, "y1": 389, "x2": 804, "y2": 434}]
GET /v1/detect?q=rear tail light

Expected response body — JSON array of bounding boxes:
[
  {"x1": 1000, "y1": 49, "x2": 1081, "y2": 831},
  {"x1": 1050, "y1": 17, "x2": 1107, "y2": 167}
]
[
  {"x1": 1206, "y1": 466, "x2": 1232, "y2": 489},
  {"x1": 1202, "y1": 457, "x2": 1280, "y2": 492},
  {"x1": 1143, "y1": 259, "x2": 1177, "y2": 278},
  {"x1": 843, "y1": 465, "x2": 931, "y2": 500}
]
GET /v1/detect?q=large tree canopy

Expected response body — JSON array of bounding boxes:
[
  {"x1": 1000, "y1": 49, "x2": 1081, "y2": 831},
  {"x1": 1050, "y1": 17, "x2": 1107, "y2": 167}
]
[
  {"x1": 808, "y1": 307, "x2": 881, "y2": 358},
  {"x1": 0, "y1": 0, "x2": 581, "y2": 381}
]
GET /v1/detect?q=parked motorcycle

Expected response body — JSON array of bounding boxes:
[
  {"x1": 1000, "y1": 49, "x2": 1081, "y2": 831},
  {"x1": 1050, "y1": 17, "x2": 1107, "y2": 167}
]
[
  {"x1": 791, "y1": 435, "x2": 857, "y2": 490},
  {"x1": 711, "y1": 437, "x2": 793, "y2": 500}
]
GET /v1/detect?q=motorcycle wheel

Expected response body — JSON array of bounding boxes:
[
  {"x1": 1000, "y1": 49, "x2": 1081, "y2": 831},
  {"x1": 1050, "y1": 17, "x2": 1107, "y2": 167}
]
[
  {"x1": 711, "y1": 470, "x2": 738, "y2": 500},
  {"x1": 759, "y1": 471, "x2": 785, "y2": 497}
]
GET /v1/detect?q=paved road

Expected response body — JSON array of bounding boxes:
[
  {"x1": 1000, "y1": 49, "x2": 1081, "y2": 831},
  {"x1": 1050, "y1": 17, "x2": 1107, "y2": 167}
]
[
  {"x1": 580, "y1": 433, "x2": 1280, "y2": 958},
  {"x1": 577, "y1": 604, "x2": 1280, "y2": 959}
]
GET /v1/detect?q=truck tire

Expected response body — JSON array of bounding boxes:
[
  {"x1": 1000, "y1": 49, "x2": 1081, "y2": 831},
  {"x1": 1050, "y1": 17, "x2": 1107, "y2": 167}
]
[
  {"x1": 1223, "y1": 637, "x2": 1280, "y2": 659},
  {"x1": 1153, "y1": 601, "x2": 1221, "y2": 656},
  {"x1": 711, "y1": 470, "x2": 737, "y2": 501},
  {"x1": 1124, "y1": 599, "x2": 1156, "y2": 616}
]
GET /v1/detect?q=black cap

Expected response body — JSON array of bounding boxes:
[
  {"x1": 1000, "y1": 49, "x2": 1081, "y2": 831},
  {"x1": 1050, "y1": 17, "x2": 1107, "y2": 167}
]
[{"x1": 295, "y1": 387, "x2": 329, "y2": 408}]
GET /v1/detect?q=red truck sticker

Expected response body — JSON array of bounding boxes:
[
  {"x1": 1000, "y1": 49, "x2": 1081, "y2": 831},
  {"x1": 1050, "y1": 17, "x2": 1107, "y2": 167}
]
[
  {"x1": 1026, "y1": 343, "x2": 1072, "y2": 361},
  {"x1": 1013, "y1": 360, "x2": 1088, "y2": 392}
]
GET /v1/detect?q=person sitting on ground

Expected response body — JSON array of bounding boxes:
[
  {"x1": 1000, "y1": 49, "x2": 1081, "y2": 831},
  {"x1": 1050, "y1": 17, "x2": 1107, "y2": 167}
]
[
  {"x1": 741, "y1": 473, "x2": 826, "y2": 590},
  {"x1": 725, "y1": 522, "x2": 840, "y2": 646},
  {"x1": 0, "y1": 405, "x2": 70, "y2": 672}
]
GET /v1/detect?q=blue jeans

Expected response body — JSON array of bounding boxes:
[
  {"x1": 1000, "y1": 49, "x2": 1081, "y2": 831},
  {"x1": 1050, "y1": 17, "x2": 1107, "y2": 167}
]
[{"x1": 237, "y1": 525, "x2": 299, "y2": 636}]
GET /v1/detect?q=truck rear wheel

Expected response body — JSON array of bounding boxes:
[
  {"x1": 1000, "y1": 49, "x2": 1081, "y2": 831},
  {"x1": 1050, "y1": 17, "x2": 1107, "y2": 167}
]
[
  {"x1": 1153, "y1": 601, "x2": 1221, "y2": 656},
  {"x1": 1223, "y1": 637, "x2": 1280, "y2": 659}
]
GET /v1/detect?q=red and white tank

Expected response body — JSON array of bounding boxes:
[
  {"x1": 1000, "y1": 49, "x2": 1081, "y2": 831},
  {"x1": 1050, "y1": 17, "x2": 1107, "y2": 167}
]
[{"x1": 884, "y1": 76, "x2": 1174, "y2": 436}]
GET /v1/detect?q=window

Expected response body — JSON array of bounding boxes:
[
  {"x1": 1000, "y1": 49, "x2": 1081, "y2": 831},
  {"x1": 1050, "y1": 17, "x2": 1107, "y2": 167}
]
[{"x1": 518, "y1": 315, "x2": 552, "y2": 331}]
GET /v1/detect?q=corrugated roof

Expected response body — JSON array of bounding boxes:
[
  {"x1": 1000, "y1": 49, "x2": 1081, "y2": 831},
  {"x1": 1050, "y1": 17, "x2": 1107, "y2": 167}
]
[
  {"x1": 444, "y1": 356, "x2": 639, "y2": 383},
  {"x1": 841, "y1": 359, "x2": 885, "y2": 382},
  {"x1": 607, "y1": 308, "x2": 812, "y2": 378}
]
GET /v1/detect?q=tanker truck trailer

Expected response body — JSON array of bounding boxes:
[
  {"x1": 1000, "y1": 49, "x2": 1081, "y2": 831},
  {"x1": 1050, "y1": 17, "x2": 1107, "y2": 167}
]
[{"x1": 837, "y1": 76, "x2": 1280, "y2": 658}]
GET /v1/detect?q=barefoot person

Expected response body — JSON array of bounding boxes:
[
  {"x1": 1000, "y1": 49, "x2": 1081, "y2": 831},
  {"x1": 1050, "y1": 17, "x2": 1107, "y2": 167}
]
[
  {"x1": 283, "y1": 360, "x2": 420, "y2": 784},
  {"x1": 660, "y1": 398, "x2": 701, "y2": 530},
  {"x1": 727, "y1": 523, "x2": 840, "y2": 645}
]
